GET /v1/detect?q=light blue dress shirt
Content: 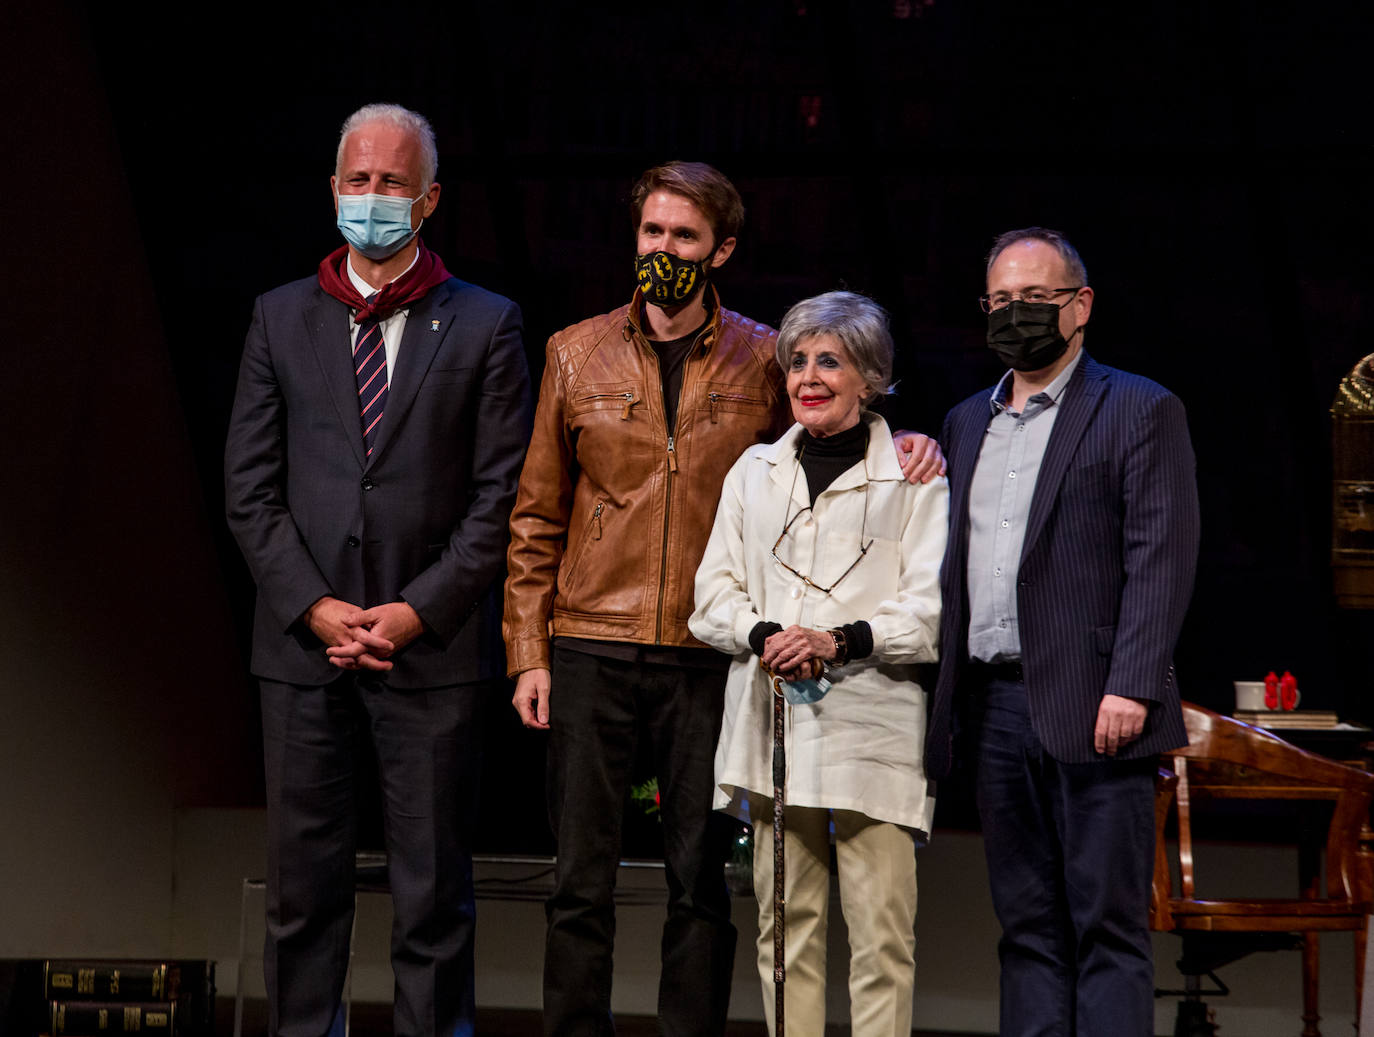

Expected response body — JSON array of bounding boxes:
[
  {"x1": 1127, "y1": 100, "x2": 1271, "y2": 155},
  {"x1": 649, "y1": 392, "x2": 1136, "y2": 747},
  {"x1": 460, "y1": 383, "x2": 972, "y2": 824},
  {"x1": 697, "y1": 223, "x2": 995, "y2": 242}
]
[{"x1": 966, "y1": 351, "x2": 1082, "y2": 662}]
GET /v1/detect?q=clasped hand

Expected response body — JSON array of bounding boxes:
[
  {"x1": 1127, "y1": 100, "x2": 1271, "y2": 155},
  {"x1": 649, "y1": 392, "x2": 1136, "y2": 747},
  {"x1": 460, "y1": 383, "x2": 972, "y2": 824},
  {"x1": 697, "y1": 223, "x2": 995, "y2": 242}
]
[{"x1": 305, "y1": 596, "x2": 424, "y2": 672}]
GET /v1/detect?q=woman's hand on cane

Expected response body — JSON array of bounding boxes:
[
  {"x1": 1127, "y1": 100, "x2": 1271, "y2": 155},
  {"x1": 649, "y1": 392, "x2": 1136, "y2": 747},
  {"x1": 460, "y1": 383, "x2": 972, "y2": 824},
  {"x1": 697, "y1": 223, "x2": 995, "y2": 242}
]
[{"x1": 761, "y1": 625, "x2": 835, "y2": 680}]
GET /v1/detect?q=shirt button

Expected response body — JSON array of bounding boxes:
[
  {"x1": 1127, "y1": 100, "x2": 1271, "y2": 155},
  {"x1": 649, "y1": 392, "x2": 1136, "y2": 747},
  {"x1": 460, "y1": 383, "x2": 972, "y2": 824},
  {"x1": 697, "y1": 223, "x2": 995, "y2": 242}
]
[
  {"x1": 998, "y1": 619, "x2": 1008, "y2": 628},
  {"x1": 1008, "y1": 471, "x2": 1017, "y2": 479},
  {"x1": 346, "y1": 535, "x2": 360, "y2": 548},
  {"x1": 1017, "y1": 423, "x2": 1026, "y2": 432},
  {"x1": 361, "y1": 477, "x2": 374, "y2": 491},
  {"x1": 1001, "y1": 519, "x2": 1009, "y2": 528},
  {"x1": 994, "y1": 567, "x2": 1002, "y2": 577}
]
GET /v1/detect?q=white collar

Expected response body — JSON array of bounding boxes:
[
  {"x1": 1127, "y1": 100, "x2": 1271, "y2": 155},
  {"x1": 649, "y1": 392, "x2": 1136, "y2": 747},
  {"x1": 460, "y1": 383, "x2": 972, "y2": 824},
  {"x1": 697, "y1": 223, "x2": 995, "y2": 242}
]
[{"x1": 345, "y1": 249, "x2": 420, "y2": 303}]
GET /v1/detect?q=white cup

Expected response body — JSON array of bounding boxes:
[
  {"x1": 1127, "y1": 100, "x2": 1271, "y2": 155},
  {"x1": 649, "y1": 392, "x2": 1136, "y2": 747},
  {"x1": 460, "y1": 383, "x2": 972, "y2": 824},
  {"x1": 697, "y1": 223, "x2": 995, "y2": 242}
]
[{"x1": 1234, "y1": 681, "x2": 1267, "y2": 711}]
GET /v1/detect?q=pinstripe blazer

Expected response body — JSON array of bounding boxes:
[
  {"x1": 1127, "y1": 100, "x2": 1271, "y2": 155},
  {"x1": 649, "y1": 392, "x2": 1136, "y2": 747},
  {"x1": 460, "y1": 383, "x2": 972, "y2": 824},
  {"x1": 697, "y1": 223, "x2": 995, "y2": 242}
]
[{"x1": 925, "y1": 351, "x2": 1198, "y2": 777}]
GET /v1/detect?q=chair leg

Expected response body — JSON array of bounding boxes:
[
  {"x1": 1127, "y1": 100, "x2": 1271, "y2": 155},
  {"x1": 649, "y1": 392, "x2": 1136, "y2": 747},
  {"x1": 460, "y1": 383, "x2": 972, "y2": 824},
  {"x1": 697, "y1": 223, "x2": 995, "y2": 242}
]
[
  {"x1": 1357, "y1": 915, "x2": 1369, "y2": 1025},
  {"x1": 1168, "y1": 972, "x2": 1218, "y2": 1037},
  {"x1": 1301, "y1": 932, "x2": 1321, "y2": 1037},
  {"x1": 1173, "y1": 998, "x2": 1216, "y2": 1037}
]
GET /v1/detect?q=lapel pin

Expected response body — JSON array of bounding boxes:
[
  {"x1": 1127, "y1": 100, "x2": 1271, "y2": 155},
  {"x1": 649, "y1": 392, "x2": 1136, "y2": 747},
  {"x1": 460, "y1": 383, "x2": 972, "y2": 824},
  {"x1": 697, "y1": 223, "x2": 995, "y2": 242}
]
[{"x1": 430, "y1": 319, "x2": 441, "y2": 333}]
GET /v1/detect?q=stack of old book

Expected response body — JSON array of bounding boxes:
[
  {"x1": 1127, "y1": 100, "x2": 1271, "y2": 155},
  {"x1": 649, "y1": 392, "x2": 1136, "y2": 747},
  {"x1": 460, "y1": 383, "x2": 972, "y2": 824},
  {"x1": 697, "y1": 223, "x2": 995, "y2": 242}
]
[
  {"x1": 1233, "y1": 709, "x2": 1341, "y2": 729},
  {"x1": 43, "y1": 961, "x2": 213, "y2": 1036}
]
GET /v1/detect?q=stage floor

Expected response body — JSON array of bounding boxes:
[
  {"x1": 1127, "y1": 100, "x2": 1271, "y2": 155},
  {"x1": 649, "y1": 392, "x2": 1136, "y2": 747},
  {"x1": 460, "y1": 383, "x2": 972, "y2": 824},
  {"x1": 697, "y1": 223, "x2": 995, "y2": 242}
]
[{"x1": 224, "y1": 999, "x2": 987, "y2": 1036}]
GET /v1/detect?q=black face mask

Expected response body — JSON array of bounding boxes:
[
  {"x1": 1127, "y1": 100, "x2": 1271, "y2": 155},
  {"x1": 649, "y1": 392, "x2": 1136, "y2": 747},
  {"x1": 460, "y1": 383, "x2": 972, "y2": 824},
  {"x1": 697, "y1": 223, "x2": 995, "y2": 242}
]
[
  {"x1": 986, "y1": 299, "x2": 1078, "y2": 371},
  {"x1": 634, "y1": 250, "x2": 709, "y2": 308}
]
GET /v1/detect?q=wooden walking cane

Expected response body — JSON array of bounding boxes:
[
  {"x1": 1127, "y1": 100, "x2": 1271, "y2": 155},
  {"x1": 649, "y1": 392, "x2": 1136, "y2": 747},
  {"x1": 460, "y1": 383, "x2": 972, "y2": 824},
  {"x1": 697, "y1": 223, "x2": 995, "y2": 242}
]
[
  {"x1": 763, "y1": 654, "x2": 824, "y2": 1036},
  {"x1": 770, "y1": 669, "x2": 787, "y2": 1037}
]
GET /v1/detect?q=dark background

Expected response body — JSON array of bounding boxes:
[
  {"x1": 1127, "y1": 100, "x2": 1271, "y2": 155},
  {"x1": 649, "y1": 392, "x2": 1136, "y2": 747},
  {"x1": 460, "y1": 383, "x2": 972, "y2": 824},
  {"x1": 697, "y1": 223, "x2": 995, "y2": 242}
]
[{"x1": 9, "y1": 0, "x2": 1373, "y2": 853}]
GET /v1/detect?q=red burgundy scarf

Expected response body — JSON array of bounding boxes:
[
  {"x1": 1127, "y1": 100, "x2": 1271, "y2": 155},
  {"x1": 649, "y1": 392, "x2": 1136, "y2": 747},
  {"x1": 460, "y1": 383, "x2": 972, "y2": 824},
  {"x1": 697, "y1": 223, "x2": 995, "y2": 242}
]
[{"x1": 317, "y1": 241, "x2": 452, "y2": 322}]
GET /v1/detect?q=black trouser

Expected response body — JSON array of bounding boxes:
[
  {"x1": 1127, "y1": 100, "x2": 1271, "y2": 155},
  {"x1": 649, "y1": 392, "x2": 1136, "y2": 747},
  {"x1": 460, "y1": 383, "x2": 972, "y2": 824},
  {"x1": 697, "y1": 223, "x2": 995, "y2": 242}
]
[
  {"x1": 260, "y1": 674, "x2": 482, "y2": 1037},
  {"x1": 975, "y1": 675, "x2": 1157, "y2": 1037},
  {"x1": 543, "y1": 645, "x2": 737, "y2": 1036}
]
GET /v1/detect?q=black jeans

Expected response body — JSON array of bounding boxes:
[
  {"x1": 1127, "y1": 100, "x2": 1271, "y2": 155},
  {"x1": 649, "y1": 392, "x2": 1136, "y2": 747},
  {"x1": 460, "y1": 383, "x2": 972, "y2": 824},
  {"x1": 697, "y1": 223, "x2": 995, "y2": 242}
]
[{"x1": 543, "y1": 645, "x2": 737, "y2": 1036}]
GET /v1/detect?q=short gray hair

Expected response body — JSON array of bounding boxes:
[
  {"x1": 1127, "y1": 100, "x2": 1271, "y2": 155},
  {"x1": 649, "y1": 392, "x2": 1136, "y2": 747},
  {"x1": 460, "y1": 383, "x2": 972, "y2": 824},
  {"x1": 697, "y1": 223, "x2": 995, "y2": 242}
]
[
  {"x1": 776, "y1": 291, "x2": 895, "y2": 405},
  {"x1": 985, "y1": 226, "x2": 1088, "y2": 286},
  {"x1": 335, "y1": 103, "x2": 438, "y2": 187}
]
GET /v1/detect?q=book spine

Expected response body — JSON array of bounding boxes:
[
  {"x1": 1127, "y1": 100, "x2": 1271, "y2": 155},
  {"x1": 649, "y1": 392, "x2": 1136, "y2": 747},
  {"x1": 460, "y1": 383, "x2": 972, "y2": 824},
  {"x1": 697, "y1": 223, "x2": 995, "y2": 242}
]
[
  {"x1": 51, "y1": 1001, "x2": 174, "y2": 1034},
  {"x1": 44, "y1": 963, "x2": 172, "y2": 1002}
]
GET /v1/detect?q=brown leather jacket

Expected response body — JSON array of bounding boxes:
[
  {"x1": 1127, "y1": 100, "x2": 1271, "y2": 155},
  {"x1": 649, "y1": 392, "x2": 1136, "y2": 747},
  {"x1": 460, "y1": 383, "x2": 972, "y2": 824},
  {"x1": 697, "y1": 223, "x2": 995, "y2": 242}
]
[{"x1": 503, "y1": 289, "x2": 787, "y2": 675}]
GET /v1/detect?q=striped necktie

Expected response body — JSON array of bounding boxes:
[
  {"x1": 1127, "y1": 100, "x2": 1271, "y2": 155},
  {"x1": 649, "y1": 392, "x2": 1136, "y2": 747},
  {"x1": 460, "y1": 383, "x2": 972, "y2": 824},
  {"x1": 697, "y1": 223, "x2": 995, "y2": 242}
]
[{"x1": 354, "y1": 296, "x2": 388, "y2": 458}]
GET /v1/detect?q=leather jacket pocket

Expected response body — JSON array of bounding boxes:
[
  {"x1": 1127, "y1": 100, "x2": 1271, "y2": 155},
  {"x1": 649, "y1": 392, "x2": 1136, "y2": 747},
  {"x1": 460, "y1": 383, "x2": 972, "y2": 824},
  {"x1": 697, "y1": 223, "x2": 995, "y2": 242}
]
[
  {"x1": 558, "y1": 498, "x2": 607, "y2": 597},
  {"x1": 571, "y1": 384, "x2": 640, "y2": 422},
  {"x1": 700, "y1": 382, "x2": 769, "y2": 423}
]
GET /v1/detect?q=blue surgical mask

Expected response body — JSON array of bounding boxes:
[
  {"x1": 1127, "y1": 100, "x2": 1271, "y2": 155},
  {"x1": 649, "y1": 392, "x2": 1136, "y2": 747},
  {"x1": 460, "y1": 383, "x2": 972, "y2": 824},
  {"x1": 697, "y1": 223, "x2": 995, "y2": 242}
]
[
  {"x1": 335, "y1": 191, "x2": 425, "y2": 260},
  {"x1": 781, "y1": 673, "x2": 831, "y2": 705}
]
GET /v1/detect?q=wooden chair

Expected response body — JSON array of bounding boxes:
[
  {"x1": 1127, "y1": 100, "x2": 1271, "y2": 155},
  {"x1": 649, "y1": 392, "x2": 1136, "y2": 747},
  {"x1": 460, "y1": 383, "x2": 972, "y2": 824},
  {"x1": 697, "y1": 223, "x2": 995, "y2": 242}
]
[{"x1": 1151, "y1": 702, "x2": 1374, "y2": 1036}]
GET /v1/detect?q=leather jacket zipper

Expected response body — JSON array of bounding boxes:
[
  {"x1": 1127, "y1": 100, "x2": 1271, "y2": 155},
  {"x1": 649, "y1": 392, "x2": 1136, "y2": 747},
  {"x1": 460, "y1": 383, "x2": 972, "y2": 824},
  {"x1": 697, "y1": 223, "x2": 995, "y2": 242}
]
[
  {"x1": 653, "y1": 339, "x2": 697, "y2": 641},
  {"x1": 582, "y1": 390, "x2": 637, "y2": 421}
]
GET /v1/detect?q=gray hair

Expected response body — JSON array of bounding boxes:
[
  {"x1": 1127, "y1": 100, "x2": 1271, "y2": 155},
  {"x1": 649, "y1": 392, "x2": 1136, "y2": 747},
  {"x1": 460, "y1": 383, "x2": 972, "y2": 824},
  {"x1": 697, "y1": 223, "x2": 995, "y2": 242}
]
[
  {"x1": 776, "y1": 291, "x2": 895, "y2": 405},
  {"x1": 985, "y1": 226, "x2": 1088, "y2": 286},
  {"x1": 335, "y1": 103, "x2": 438, "y2": 187}
]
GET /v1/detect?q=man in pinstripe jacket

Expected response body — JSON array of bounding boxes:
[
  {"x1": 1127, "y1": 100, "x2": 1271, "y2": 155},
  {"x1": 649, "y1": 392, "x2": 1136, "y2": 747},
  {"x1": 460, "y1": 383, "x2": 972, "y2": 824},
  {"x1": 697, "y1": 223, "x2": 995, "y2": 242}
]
[{"x1": 925, "y1": 228, "x2": 1200, "y2": 1036}]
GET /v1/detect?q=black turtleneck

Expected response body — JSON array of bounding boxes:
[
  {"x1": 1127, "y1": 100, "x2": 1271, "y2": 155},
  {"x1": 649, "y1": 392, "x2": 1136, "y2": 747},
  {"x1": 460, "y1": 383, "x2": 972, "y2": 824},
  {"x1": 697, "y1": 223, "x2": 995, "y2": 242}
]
[{"x1": 798, "y1": 421, "x2": 868, "y2": 504}]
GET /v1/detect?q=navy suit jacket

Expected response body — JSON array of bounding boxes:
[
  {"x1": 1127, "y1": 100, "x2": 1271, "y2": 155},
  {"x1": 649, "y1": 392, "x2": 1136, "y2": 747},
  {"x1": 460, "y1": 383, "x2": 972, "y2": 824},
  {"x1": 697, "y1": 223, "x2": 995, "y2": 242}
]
[
  {"x1": 225, "y1": 272, "x2": 532, "y2": 688},
  {"x1": 925, "y1": 351, "x2": 1199, "y2": 778}
]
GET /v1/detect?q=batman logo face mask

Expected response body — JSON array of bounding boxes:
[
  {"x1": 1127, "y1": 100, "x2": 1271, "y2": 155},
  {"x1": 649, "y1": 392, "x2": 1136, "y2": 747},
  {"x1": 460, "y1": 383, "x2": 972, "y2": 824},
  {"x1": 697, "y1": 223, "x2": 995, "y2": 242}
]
[{"x1": 635, "y1": 250, "x2": 708, "y2": 307}]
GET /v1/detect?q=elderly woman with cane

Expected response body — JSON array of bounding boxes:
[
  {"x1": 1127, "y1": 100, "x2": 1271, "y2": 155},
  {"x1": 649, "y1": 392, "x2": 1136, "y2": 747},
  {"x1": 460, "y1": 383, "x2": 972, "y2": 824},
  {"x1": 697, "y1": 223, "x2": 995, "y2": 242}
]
[{"x1": 689, "y1": 291, "x2": 947, "y2": 1035}]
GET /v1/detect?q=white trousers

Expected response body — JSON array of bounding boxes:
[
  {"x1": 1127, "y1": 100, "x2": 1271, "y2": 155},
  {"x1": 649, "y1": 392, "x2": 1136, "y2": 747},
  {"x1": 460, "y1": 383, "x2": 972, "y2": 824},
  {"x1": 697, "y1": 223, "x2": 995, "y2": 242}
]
[{"x1": 751, "y1": 802, "x2": 917, "y2": 1036}]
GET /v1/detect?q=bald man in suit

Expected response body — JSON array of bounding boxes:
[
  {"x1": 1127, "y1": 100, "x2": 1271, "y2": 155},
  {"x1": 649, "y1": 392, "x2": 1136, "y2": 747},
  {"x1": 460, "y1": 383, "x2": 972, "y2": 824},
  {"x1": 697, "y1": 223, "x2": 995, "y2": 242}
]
[{"x1": 926, "y1": 227, "x2": 1199, "y2": 1037}]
